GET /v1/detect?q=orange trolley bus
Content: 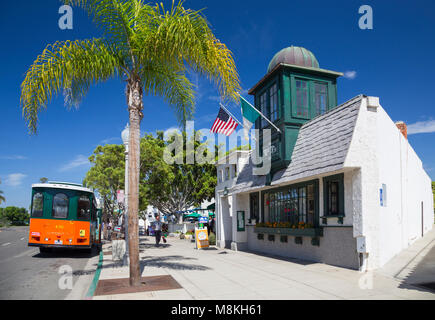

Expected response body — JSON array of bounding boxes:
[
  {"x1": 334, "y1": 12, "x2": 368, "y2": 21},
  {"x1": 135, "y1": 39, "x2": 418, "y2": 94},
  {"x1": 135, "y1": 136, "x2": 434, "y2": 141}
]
[{"x1": 28, "y1": 182, "x2": 102, "y2": 253}]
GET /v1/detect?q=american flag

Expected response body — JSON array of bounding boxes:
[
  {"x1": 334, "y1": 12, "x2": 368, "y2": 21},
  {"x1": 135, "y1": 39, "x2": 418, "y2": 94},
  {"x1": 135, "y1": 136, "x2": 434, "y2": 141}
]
[{"x1": 210, "y1": 107, "x2": 238, "y2": 136}]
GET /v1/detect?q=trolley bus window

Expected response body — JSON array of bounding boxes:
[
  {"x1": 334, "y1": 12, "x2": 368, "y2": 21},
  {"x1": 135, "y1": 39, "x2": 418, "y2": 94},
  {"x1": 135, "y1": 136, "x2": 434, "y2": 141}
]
[
  {"x1": 52, "y1": 193, "x2": 69, "y2": 219},
  {"x1": 77, "y1": 195, "x2": 90, "y2": 220},
  {"x1": 31, "y1": 192, "x2": 44, "y2": 217}
]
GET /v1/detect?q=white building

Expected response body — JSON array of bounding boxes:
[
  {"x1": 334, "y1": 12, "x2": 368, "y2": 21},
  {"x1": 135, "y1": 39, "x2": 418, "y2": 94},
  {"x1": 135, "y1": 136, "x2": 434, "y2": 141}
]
[{"x1": 215, "y1": 46, "x2": 433, "y2": 271}]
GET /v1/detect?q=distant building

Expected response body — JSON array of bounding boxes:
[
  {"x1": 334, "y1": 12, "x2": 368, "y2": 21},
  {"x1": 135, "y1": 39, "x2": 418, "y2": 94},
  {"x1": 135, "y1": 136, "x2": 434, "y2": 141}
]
[{"x1": 215, "y1": 46, "x2": 433, "y2": 271}]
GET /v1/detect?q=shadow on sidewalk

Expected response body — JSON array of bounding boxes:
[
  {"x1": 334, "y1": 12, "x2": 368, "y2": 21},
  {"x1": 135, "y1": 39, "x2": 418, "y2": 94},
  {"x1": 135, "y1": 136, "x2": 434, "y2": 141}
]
[
  {"x1": 242, "y1": 249, "x2": 318, "y2": 266},
  {"x1": 398, "y1": 245, "x2": 435, "y2": 294},
  {"x1": 139, "y1": 243, "x2": 172, "y2": 250},
  {"x1": 139, "y1": 255, "x2": 211, "y2": 272}
]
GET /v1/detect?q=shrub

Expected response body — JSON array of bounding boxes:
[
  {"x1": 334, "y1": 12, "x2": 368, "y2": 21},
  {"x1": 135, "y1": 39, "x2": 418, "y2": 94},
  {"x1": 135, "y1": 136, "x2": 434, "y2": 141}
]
[{"x1": 209, "y1": 232, "x2": 216, "y2": 245}]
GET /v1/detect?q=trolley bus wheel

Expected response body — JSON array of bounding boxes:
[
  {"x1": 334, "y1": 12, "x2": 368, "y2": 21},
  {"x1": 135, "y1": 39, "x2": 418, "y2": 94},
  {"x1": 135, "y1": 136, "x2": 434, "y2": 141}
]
[{"x1": 39, "y1": 247, "x2": 51, "y2": 254}]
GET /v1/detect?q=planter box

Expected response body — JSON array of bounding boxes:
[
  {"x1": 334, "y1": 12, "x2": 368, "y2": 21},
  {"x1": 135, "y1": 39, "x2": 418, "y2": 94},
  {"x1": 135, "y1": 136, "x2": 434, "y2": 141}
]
[{"x1": 254, "y1": 227, "x2": 323, "y2": 237}]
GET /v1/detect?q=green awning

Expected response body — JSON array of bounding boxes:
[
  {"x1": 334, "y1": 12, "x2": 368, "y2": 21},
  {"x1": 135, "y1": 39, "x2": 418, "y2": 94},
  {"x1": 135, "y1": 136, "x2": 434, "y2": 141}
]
[
  {"x1": 184, "y1": 212, "x2": 201, "y2": 218},
  {"x1": 206, "y1": 203, "x2": 215, "y2": 211}
]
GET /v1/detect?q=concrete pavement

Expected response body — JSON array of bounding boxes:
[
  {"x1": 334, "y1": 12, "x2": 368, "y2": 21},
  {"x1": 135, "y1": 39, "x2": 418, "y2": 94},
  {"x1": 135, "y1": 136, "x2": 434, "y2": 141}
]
[
  {"x1": 89, "y1": 230, "x2": 435, "y2": 300},
  {"x1": 0, "y1": 226, "x2": 100, "y2": 300}
]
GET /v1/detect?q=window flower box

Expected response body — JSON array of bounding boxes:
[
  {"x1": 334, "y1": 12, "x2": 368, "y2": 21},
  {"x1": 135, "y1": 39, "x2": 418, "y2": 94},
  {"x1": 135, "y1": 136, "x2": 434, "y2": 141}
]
[{"x1": 254, "y1": 227, "x2": 323, "y2": 237}]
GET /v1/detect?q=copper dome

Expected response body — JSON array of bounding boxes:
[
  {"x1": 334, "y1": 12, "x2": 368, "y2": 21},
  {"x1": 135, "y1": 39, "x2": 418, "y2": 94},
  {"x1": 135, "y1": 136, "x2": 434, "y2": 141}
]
[{"x1": 267, "y1": 46, "x2": 319, "y2": 73}]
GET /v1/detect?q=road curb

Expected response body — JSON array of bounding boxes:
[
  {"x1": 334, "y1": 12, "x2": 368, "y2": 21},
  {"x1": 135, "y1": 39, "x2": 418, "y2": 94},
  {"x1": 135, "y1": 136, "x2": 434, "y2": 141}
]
[{"x1": 85, "y1": 250, "x2": 103, "y2": 299}]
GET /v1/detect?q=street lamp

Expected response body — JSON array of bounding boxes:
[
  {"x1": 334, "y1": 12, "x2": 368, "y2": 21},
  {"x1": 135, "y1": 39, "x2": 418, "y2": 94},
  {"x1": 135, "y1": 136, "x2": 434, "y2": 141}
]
[{"x1": 121, "y1": 123, "x2": 130, "y2": 266}]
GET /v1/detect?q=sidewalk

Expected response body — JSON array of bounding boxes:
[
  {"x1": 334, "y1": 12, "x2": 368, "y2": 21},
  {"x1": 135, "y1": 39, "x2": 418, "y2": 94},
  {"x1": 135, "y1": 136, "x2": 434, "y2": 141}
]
[{"x1": 91, "y1": 234, "x2": 435, "y2": 300}]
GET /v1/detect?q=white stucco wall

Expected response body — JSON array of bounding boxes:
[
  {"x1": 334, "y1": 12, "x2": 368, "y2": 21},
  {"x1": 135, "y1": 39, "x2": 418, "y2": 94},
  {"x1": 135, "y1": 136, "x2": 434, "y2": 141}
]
[
  {"x1": 215, "y1": 151, "x2": 251, "y2": 248},
  {"x1": 344, "y1": 96, "x2": 433, "y2": 269}
]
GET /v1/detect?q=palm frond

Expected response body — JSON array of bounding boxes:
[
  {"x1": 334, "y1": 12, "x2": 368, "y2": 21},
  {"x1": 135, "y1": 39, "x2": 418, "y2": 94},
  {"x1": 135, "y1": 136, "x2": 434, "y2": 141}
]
[
  {"x1": 62, "y1": 0, "x2": 152, "y2": 71},
  {"x1": 139, "y1": 62, "x2": 195, "y2": 125},
  {"x1": 136, "y1": 1, "x2": 241, "y2": 103},
  {"x1": 20, "y1": 38, "x2": 123, "y2": 133}
]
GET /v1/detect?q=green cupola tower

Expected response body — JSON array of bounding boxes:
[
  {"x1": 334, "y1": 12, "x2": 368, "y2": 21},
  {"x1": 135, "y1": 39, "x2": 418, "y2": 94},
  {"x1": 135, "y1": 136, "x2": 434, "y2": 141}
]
[{"x1": 249, "y1": 46, "x2": 343, "y2": 176}]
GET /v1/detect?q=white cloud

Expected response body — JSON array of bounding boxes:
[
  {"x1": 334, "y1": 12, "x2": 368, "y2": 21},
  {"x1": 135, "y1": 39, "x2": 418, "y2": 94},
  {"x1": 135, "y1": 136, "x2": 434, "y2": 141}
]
[
  {"x1": 407, "y1": 119, "x2": 435, "y2": 135},
  {"x1": 0, "y1": 155, "x2": 27, "y2": 160},
  {"x1": 195, "y1": 113, "x2": 217, "y2": 125},
  {"x1": 59, "y1": 155, "x2": 90, "y2": 172},
  {"x1": 343, "y1": 70, "x2": 357, "y2": 79},
  {"x1": 208, "y1": 95, "x2": 221, "y2": 102},
  {"x1": 100, "y1": 137, "x2": 121, "y2": 144},
  {"x1": 5, "y1": 173, "x2": 27, "y2": 187}
]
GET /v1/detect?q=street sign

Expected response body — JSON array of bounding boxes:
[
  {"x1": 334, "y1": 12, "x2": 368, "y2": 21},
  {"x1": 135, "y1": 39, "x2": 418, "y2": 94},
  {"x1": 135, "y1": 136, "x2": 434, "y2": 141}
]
[{"x1": 199, "y1": 216, "x2": 208, "y2": 224}]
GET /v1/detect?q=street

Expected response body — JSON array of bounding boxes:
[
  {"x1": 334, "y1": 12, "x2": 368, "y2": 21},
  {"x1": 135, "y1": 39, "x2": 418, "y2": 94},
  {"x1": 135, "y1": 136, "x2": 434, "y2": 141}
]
[{"x1": 0, "y1": 226, "x2": 98, "y2": 300}]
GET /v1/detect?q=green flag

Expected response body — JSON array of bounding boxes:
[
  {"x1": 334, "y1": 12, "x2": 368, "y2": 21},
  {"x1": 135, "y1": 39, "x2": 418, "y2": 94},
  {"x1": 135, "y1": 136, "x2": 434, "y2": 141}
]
[{"x1": 240, "y1": 95, "x2": 260, "y2": 141}]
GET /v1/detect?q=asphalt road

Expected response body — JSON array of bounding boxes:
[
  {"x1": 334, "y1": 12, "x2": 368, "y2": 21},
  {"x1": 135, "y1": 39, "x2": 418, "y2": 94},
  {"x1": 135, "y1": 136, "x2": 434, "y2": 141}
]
[{"x1": 0, "y1": 226, "x2": 99, "y2": 300}]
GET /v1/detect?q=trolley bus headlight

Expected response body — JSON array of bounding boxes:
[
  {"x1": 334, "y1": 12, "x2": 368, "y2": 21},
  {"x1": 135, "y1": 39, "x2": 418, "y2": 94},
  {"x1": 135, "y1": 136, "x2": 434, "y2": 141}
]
[
  {"x1": 68, "y1": 239, "x2": 72, "y2": 243},
  {"x1": 44, "y1": 238, "x2": 49, "y2": 241}
]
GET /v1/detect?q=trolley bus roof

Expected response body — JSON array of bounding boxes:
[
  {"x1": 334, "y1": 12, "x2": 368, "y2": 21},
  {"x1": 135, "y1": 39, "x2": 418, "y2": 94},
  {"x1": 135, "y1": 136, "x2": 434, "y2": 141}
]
[{"x1": 32, "y1": 182, "x2": 93, "y2": 193}]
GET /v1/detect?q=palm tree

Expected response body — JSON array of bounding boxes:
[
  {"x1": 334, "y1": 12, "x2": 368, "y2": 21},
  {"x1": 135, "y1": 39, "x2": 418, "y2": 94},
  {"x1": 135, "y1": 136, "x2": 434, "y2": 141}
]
[
  {"x1": 20, "y1": 0, "x2": 240, "y2": 286},
  {"x1": 0, "y1": 179, "x2": 5, "y2": 204}
]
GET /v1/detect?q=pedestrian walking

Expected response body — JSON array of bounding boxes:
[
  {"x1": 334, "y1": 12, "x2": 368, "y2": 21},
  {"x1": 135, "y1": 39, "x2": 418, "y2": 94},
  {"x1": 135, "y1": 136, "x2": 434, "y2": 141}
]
[{"x1": 153, "y1": 215, "x2": 162, "y2": 246}]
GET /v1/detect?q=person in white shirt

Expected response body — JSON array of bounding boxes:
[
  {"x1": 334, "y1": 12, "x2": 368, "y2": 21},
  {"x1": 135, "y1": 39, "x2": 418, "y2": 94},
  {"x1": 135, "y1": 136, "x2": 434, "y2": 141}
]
[{"x1": 153, "y1": 215, "x2": 162, "y2": 246}]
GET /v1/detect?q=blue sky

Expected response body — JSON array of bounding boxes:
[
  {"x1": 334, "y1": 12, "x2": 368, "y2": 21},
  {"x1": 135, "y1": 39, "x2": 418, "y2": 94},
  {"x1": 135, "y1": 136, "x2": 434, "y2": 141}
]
[{"x1": 1, "y1": 0, "x2": 434, "y2": 209}]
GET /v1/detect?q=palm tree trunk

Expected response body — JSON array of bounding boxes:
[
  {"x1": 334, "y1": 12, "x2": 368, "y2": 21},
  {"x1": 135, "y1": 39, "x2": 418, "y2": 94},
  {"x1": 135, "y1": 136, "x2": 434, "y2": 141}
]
[{"x1": 126, "y1": 78, "x2": 143, "y2": 287}]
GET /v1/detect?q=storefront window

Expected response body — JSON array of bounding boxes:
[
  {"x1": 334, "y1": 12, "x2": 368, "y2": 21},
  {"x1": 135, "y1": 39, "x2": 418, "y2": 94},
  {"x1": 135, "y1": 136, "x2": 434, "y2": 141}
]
[
  {"x1": 263, "y1": 181, "x2": 317, "y2": 227},
  {"x1": 323, "y1": 173, "x2": 344, "y2": 216}
]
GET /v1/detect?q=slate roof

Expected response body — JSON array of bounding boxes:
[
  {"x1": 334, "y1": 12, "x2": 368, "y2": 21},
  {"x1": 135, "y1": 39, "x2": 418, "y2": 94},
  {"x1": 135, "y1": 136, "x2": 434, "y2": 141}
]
[{"x1": 230, "y1": 95, "x2": 364, "y2": 194}]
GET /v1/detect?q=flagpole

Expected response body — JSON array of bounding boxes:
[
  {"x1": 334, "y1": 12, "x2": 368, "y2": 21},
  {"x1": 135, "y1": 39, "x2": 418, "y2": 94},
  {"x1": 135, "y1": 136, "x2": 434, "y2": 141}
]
[
  {"x1": 219, "y1": 102, "x2": 257, "y2": 142},
  {"x1": 239, "y1": 94, "x2": 281, "y2": 133},
  {"x1": 219, "y1": 103, "x2": 243, "y2": 127}
]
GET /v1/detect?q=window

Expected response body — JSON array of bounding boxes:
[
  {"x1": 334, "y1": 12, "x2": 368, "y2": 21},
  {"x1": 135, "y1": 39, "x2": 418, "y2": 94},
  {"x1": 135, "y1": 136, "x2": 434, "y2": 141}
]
[
  {"x1": 31, "y1": 192, "x2": 44, "y2": 217},
  {"x1": 52, "y1": 193, "x2": 69, "y2": 219},
  {"x1": 225, "y1": 167, "x2": 230, "y2": 180},
  {"x1": 250, "y1": 193, "x2": 259, "y2": 221},
  {"x1": 218, "y1": 169, "x2": 223, "y2": 183},
  {"x1": 314, "y1": 82, "x2": 328, "y2": 116},
  {"x1": 233, "y1": 164, "x2": 237, "y2": 177},
  {"x1": 269, "y1": 83, "x2": 278, "y2": 122},
  {"x1": 323, "y1": 174, "x2": 344, "y2": 216},
  {"x1": 77, "y1": 195, "x2": 90, "y2": 220},
  {"x1": 295, "y1": 79, "x2": 309, "y2": 117},
  {"x1": 263, "y1": 181, "x2": 317, "y2": 226},
  {"x1": 260, "y1": 92, "x2": 268, "y2": 128}
]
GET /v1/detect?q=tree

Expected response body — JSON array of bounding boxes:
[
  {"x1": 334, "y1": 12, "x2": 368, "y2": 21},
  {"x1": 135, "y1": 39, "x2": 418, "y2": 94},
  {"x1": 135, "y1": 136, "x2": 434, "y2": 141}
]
[
  {"x1": 0, "y1": 207, "x2": 30, "y2": 226},
  {"x1": 39, "y1": 177, "x2": 48, "y2": 183},
  {"x1": 0, "y1": 179, "x2": 5, "y2": 204},
  {"x1": 142, "y1": 131, "x2": 216, "y2": 222},
  {"x1": 20, "y1": 0, "x2": 240, "y2": 286},
  {"x1": 83, "y1": 144, "x2": 125, "y2": 236}
]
